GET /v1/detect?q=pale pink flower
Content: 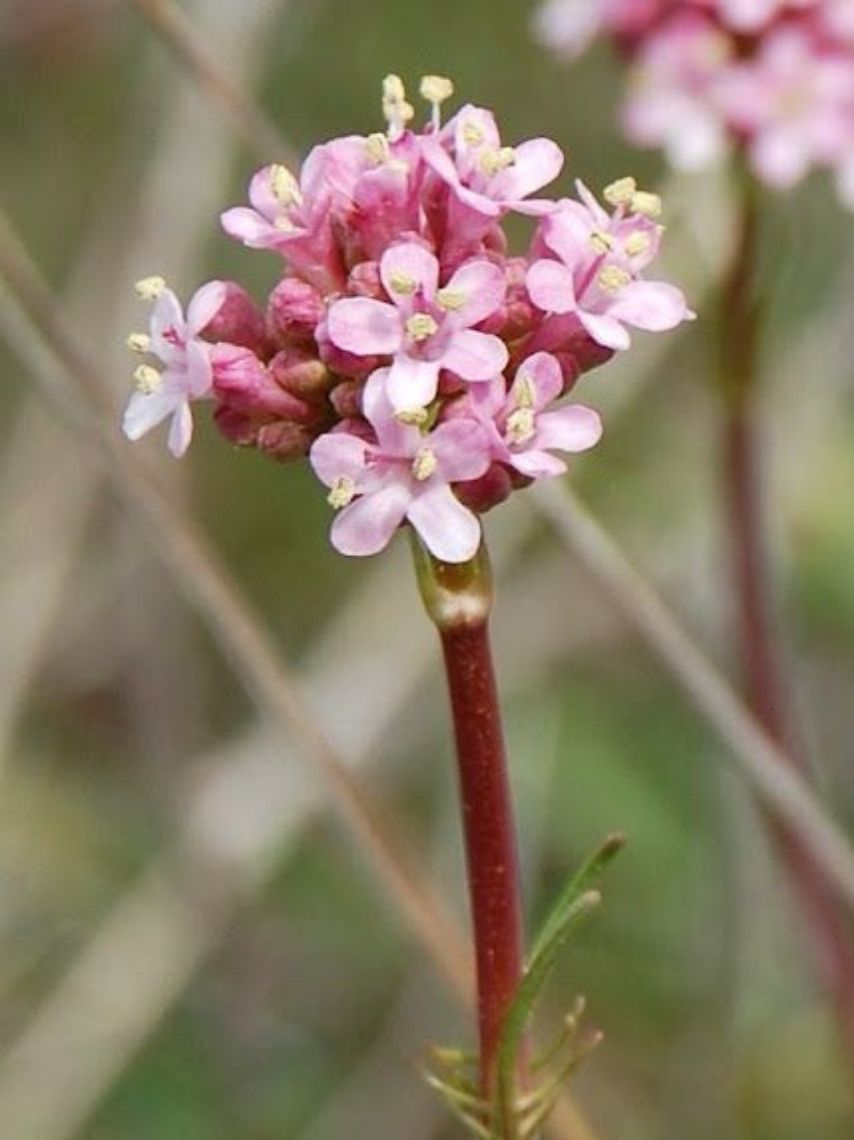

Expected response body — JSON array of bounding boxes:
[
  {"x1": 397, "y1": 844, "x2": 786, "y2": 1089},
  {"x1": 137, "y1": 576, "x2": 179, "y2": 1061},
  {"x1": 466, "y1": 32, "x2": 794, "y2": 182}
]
[
  {"x1": 310, "y1": 370, "x2": 491, "y2": 561},
  {"x1": 527, "y1": 182, "x2": 694, "y2": 350},
  {"x1": 465, "y1": 352, "x2": 603, "y2": 478},
  {"x1": 123, "y1": 281, "x2": 225, "y2": 457},
  {"x1": 532, "y1": 0, "x2": 664, "y2": 58},
  {"x1": 326, "y1": 242, "x2": 508, "y2": 412}
]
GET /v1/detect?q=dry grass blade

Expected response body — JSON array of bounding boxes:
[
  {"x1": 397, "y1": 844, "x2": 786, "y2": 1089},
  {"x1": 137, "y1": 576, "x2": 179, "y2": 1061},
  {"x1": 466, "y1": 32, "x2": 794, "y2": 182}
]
[
  {"x1": 127, "y1": 0, "x2": 295, "y2": 164},
  {"x1": 534, "y1": 479, "x2": 854, "y2": 914}
]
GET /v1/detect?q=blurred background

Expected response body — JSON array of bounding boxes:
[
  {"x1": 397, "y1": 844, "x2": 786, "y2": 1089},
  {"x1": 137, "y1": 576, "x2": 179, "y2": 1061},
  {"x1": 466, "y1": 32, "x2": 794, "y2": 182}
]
[{"x1": 2, "y1": 1, "x2": 854, "y2": 1138}]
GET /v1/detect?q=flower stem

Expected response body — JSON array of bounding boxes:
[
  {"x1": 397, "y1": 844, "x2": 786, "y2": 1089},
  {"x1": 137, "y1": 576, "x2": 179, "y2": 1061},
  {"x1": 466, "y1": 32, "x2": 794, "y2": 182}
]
[
  {"x1": 412, "y1": 537, "x2": 526, "y2": 1102},
  {"x1": 720, "y1": 175, "x2": 854, "y2": 1062}
]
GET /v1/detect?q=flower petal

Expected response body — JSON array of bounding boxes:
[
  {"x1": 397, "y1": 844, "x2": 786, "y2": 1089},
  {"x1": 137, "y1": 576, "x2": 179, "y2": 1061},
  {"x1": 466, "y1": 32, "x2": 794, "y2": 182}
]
[
  {"x1": 187, "y1": 280, "x2": 227, "y2": 334},
  {"x1": 511, "y1": 351, "x2": 563, "y2": 408},
  {"x1": 430, "y1": 420, "x2": 492, "y2": 482},
  {"x1": 380, "y1": 242, "x2": 439, "y2": 302},
  {"x1": 526, "y1": 259, "x2": 576, "y2": 315},
  {"x1": 220, "y1": 207, "x2": 279, "y2": 249},
  {"x1": 330, "y1": 481, "x2": 411, "y2": 556},
  {"x1": 327, "y1": 297, "x2": 402, "y2": 356},
  {"x1": 444, "y1": 259, "x2": 507, "y2": 327},
  {"x1": 533, "y1": 404, "x2": 603, "y2": 453},
  {"x1": 510, "y1": 448, "x2": 567, "y2": 478},
  {"x1": 167, "y1": 401, "x2": 194, "y2": 457},
  {"x1": 608, "y1": 280, "x2": 693, "y2": 332},
  {"x1": 310, "y1": 431, "x2": 372, "y2": 487},
  {"x1": 122, "y1": 389, "x2": 179, "y2": 441},
  {"x1": 407, "y1": 484, "x2": 482, "y2": 563},
  {"x1": 492, "y1": 138, "x2": 564, "y2": 202},
  {"x1": 441, "y1": 330, "x2": 508, "y2": 382},
  {"x1": 577, "y1": 310, "x2": 632, "y2": 350},
  {"x1": 385, "y1": 354, "x2": 442, "y2": 412}
]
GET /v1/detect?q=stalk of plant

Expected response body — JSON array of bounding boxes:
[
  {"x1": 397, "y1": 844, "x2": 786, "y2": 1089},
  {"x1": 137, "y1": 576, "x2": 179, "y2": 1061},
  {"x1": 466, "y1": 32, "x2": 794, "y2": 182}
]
[
  {"x1": 720, "y1": 175, "x2": 854, "y2": 1063},
  {"x1": 119, "y1": 72, "x2": 692, "y2": 1133},
  {"x1": 413, "y1": 539, "x2": 526, "y2": 1104}
]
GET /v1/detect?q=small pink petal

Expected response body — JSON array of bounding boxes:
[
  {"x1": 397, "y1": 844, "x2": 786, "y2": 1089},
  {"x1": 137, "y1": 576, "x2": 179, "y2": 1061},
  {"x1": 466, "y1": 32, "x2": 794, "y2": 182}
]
[
  {"x1": 609, "y1": 281, "x2": 692, "y2": 333},
  {"x1": 492, "y1": 138, "x2": 564, "y2": 201},
  {"x1": 184, "y1": 339, "x2": 214, "y2": 398},
  {"x1": 578, "y1": 311, "x2": 632, "y2": 350},
  {"x1": 430, "y1": 420, "x2": 492, "y2": 482},
  {"x1": 187, "y1": 280, "x2": 227, "y2": 335},
  {"x1": 407, "y1": 484, "x2": 482, "y2": 563},
  {"x1": 221, "y1": 207, "x2": 279, "y2": 249},
  {"x1": 444, "y1": 259, "x2": 507, "y2": 327},
  {"x1": 385, "y1": 355, "x2": 442, "y2": 411},
  {"x1": 510, "y1": 449, "x2": 567, "y2": 478},
  {"x1": 310, "y1": 431, "x2": 371, "y2": 487},
  {"x1": 122, "y1": 389, "x2": 178, "y2": 441},
  {"x1": 167, "y1": 401, "x2": 194, "y2": 457},
  {"x1": 327, "y1": 297, "x2": 402, "y2": 356},
  {"x1": 442, "y1": 330, "x2": 509, "y2": 383},
  {"x1": 330, "y1": 481, "x2": 411, "y2": 556},
  {"x1": 512, "y1": 352, "x2": 563, "y2": 408},
  {"x1": 380, "y1": 243, "x2": 439, "y2": 301},
  {"x1": 150, "y1": 290, "x2": 185, "y2": 347},
  {"x1": 247, "y1": 166, "x2": 281, "y2": 218},
  {"x1": 534, "y1": 405, "x2": 603, "y2": 452},
  {"x1": 527, "y1": 259, "x2": 576, "y2": 314}
]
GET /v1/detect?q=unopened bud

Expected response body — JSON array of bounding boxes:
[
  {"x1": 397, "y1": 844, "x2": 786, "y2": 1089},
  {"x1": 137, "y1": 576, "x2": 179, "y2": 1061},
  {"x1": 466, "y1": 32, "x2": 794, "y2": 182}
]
[
  {"x1": 267, "y1": 277, "x2": 325, "y2": 345},
  {"x1": 204, "y1": 281, "x2": 268, "y2": 352}
]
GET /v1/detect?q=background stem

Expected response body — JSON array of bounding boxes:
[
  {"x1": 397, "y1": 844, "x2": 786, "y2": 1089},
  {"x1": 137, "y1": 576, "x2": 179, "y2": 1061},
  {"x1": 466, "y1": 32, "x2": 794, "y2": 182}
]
[{"x1": 720, "y1": 174, "x2": 854, "y2": 1063}]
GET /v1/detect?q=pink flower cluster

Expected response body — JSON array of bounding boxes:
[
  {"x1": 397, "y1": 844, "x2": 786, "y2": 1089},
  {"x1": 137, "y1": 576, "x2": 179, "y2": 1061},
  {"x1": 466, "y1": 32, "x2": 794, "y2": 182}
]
[
  {"x1": 123, "y1": 76, "x2": 692, "y2": 562},
  {"x1": 534, "y1": 0, "x2": 854, "y2": 205}
]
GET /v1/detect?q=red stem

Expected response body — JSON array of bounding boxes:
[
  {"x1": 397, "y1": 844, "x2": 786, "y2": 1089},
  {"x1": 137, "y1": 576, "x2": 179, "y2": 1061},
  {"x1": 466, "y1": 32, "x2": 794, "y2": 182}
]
[
  {"x1": 412, "y1": 541, "x2": 526, "y2": 1100},
  {"x1": 721, "y1": 178, "x2": 854, "y2": 1063},
  {"x1": 440, "y1": 619, "x2": 526, "y2": 1093}
]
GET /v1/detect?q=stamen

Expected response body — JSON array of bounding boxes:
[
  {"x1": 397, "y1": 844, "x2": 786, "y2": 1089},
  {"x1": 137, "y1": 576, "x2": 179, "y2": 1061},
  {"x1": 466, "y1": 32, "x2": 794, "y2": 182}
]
[
  {"x1": 126, "y1": 332, "x2": 151, "y2": 353},
  {"x1": 405, "y1": 313, "x2": 439, "y2": 341},
  {"x1": 514, "y1": 375, "x2": 536, "y2": 409},
  {"x1": 624, "y1": 231, "x2": 651, "y2": 257},
  {"x1": 411, "y1": 446, "x2": 438, "y2": 481},
  {"x1": 603, "y1": 177, "x2": 637, "y2": 207},
  {"x1": 436, "y1": 287, "x2": 467, "y2": 312},
  {"x1": 382, "y1": 73, "x2": 414, "y2": 141},
  {"x1": 506, "y1": 407, "x2": 535, "y2": 444},
  {"x1": 389, "y1": 271, "x2": 417, "y2": 295},
  {"x1": 479, "y1": 146, "x2": 515, "y2": 176},
  {"x1": 597, "y1": 265, "x2": 631, "y2": 292},
  {"x1": 327, "y1": 476, "x2": 356, "y2": 509},
  {"x1": 269, "y1": 164, "x2": 302, "y2": 207},
  {"x1": 396, "y1": 407, "x2": 429, "y2": 426},
  {"x1": 461, "y1": 120, "x2": 485, "y2": 147},
  {"x1": 134, "y1": 275, "x2": 166, "y2": 300},
  {"x1": 420, "y1": 74, "x2": 454, "y2": 129},
  {"x1": 630, "y1": 190, "x2": 662, "y2": 219},
  {"x1": 589, "y1": 230, "x2": 614, "y2": 255},
  {"x1": 274, "y1": 215, "x2": 296, "y2": 232},
  {"x1": 365, "y1": 132, "x2": 390, "y2": 164},
  {"x1": 133, "y1": 364, "x2": 162, "y2": 394}
]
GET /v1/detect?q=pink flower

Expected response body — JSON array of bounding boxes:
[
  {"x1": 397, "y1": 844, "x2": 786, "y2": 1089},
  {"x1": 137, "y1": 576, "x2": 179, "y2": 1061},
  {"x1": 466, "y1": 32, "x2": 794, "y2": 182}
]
[
  {"x1": 466, "y1": 352, "x2": 603, "y2": 478},
  {"x1": 533, "y1": 0, "x2": 664, "y2": 58},
  {"x1": 425, "y1": 105, "x2": 563, "y2": 233},
  {"x1": 123, "y1": 280, "x2": 225, "y2": 457},
  {"x1": 326, "y1": 242, "x2": 509, "y2": 412},
  {"x1": 527, "y1": 181, "x2": 694, "y2": 351},
  {"x1": 310, "y1": 370, "x2": 491, "y2": 561}
]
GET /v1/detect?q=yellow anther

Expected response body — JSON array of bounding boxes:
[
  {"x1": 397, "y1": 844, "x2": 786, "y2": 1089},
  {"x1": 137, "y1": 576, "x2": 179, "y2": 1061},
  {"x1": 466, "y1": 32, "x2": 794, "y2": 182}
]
[
  {"x1": 603, "y1": 176, "x2": 637, "y2": 207},
  {"x1": 479, "y1": 146, "x2": 516, "y2": 176},
  {"x1": 461, "y1": 120, "x2": 486, "y2": 147},
  {"x1": 396, "y1": 407, "x2": 429, "y2": 426},
  {"x1": 134, "y1": 275, "x2": 166, "y2": 300},
  {"x1": 597, "y1": 265, "x2": 631, "y2": 293},
  {"x1": 269, "y1": 164, "x2": 302, "y2": 206},
  {"x1": 383, "y1": 74, "x2": 406, "y2": 104},
  {"x1": 630, "y1": 190, "x2": 662, "y2": 219},
  {"x1": 389, "y1": 271, "x2": 417, "y2": 295},
  {"x1": 420, "y1": 75, "x2": 454, "y2": 105},
  {"x1": 412, "y1": 447, "x2": 438, "y2": 481},
  {"x1": 589, "y1": 230, "x2": 614, "y2": 255},
  {"x1": 436, "y1": 287, "x2": 468, "y2": 312},
  {"x1": 133, "y1": 364, "x2": 162, "y2": 394},
  {"x1": 514, "y1": 375, "x2": 536, "y2": 409},
  {"x1": 506, "y1": 407, "x2": 536, "y2": 444},
  {"x1": 274, "y1": 215, "x2": 296, "y2": 232},
  {"x1": 405, "y1": 313, "x2": 439, "y2": 341},
  {"x1": 126, "y1": 332, "x2": 151, "y2": 354},
  {"x1": 327, "y1": 476, "x2": 356, "y2": 509},
  {"x1": 365, "y1": 132, "x2": 390, "y2": 163},
  {"x1": 624, "y1": 230, "x2": 652, "y2": 257}
]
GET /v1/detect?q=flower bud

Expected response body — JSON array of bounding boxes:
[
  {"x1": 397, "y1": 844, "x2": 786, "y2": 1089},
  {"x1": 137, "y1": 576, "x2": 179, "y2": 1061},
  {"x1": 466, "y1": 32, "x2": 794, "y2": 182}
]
[
  {"x1": 256, "y1": 420, "x2": 314, "y2": 461},
  {"x1": 268, "y1": 347, "x2": 332, "y2": 402},
  {"x1": 211, "y1": 343, "x2": 315, "y2": 422},
  {"x1": 266, "y1": 277, "x2": 326, "y2": 346},
  {"x1": 347, "y1": 260, "x2": 384, "y2": 299},
  {"x1": 453, "y1": 463, "x2": 514, "y2": 513},
  {"x1": 329, "y1": 378, "x2": 364, "y2": 419},
  {"x1": 203, "y1": 281, "x2": 268, "y2": 353}
]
